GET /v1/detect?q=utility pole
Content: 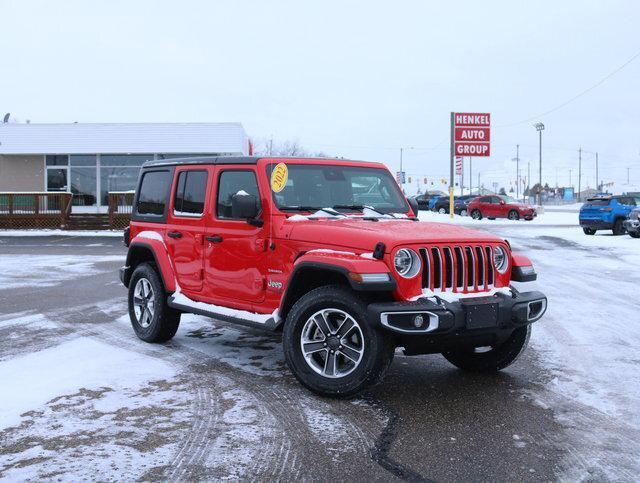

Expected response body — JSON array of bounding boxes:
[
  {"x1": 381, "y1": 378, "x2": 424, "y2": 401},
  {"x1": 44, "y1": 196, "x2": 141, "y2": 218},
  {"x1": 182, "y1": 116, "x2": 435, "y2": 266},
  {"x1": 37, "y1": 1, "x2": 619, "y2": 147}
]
[
  {"x1": 578, "y1": 147, "x2": 582, "y2": 201},
  {"x1": 569, "y1": 169, "x2": 572, "y2": 188},
  {"x1": 527, "y1": 161, "x2": 531, "y2": 198},
  {"x1": 470, "y1": 157, "x2": 473, "y2": 195},
  {"x1": 627, "y1": 167, "x2": 630, "y2": 184},
  {"x1": 449, "y1": 113, "x2": 455, "y2": 218},
  {"x1": 595, "y1": 152, "x2": 599, "y2": 191},
  {"x1": 399, "y1": 148, "x2": 403, "y2": 193},
  {"x1": 515, "y1": 144, "x2": 520, "y2": 199},
  {"x1": 268, "y1": 136, "x2": 273, "y2": 155},
  {"x1": 477, "y1": 172, "x2": 481, "y2": 194},
  {"x1": 534, "y1": 122, "x2": 545, "y2": 205}
]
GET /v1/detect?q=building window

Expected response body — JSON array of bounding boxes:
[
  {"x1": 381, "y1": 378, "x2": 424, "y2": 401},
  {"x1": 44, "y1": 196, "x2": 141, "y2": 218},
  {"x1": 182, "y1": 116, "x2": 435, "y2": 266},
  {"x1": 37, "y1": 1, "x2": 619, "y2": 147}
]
[
  {"x1": 46, "y1": 155, "x2": 69, "y2": 166},
  {"x1": 101, "y1": 154, "x2": 154, "y2": 167},
  {"x1": 70, "y1": 155, "x2": 97, "y2": 166}
]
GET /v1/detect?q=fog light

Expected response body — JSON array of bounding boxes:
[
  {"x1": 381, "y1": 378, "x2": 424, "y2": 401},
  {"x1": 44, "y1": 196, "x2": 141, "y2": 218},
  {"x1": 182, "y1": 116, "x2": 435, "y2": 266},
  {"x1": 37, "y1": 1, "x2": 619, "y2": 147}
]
[{"x1": 413, "y1": 315, "x2": 424, "y2": 328}]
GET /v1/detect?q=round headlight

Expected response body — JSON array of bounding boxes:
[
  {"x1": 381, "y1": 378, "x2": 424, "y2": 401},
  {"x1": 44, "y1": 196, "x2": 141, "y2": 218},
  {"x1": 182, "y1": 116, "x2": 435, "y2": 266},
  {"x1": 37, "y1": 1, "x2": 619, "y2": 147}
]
[
  {"x1": 394, "y1": 248, "x2": 421, "y2": 278},
  {"x1": 493, "y1": 246, "x2": 509, "y2": 273}
]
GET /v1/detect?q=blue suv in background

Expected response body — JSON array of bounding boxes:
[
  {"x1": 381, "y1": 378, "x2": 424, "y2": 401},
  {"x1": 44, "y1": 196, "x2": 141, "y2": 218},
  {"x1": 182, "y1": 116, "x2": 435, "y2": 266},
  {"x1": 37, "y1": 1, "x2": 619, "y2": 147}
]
[{"x1": 579, "y1": 195, "x2": 640, "y2": 235}]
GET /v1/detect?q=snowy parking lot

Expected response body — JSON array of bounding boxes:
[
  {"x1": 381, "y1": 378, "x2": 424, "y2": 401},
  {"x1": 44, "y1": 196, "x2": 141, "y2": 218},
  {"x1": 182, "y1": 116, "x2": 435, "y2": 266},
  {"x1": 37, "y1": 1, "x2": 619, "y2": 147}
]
[{"x1": 1, "y1": 214, "x2": 639, "y2": 480}]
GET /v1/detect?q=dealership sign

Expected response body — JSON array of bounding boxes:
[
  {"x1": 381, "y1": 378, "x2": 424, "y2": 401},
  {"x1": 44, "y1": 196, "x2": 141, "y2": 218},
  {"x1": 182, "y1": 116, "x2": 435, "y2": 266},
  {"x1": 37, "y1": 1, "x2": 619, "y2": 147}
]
[{"x1": 453, "y1": 112, "x2": 490, "y2": 156}]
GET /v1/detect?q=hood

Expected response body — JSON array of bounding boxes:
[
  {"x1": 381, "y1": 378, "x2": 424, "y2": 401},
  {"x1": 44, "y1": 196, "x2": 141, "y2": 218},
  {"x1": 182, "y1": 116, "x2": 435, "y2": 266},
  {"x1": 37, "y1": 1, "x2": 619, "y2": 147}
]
[{"x1": 286, "y1": 218, "x2": 504, "y2": 252}]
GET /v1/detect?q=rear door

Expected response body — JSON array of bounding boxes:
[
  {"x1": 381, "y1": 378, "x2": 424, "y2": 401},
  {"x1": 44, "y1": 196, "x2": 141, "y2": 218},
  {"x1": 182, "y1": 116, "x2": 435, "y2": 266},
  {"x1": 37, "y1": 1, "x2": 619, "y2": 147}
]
[
  {"x1": 204, "y1": 166, "x2": 267, "y2": 304},
  {"x1": 165, "y1": 167, "x2": 211, "y2": 292}
]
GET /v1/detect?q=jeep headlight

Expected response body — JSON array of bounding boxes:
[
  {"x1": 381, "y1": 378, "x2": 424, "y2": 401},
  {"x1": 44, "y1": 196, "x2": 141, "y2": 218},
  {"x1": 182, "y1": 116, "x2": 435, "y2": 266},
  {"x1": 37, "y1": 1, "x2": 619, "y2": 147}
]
[
  {"x1": 394, "y1": 248, "x2": 421, "y2": 278},
  {"x1": 493, "y1": 246, "x2": 509, "y2": 274}
]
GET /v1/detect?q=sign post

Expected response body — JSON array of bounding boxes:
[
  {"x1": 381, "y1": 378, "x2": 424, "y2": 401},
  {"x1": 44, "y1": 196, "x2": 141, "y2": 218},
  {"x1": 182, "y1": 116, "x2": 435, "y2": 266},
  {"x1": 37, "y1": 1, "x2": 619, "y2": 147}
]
[{"x1": 450, "y1": 112, "x2": 491, "y2": 217}]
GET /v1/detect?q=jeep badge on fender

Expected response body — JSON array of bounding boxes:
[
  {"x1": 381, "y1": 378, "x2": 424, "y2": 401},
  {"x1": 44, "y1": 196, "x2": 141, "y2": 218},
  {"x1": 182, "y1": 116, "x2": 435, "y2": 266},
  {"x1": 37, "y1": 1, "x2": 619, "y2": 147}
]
[{"x1": 119, "y1": 156, "x2": 547, "y2": 397}]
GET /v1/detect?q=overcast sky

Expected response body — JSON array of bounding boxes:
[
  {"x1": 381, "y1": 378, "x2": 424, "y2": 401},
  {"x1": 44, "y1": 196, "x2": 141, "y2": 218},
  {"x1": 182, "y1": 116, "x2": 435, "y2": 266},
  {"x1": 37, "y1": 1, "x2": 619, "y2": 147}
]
[{"x1": 2, "y1": 0, "x2": 639, "y2": 191}]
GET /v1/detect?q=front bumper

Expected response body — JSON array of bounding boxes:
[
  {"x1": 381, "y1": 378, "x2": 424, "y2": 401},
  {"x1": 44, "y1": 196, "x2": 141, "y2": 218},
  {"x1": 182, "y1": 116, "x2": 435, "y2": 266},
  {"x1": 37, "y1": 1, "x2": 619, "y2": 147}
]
[
  {"x1": 623, "y1": 219, "x2": 640, "y2": 233},
  {"x1": 367, "y1": 288, "x2": 547, "y2": 355}
]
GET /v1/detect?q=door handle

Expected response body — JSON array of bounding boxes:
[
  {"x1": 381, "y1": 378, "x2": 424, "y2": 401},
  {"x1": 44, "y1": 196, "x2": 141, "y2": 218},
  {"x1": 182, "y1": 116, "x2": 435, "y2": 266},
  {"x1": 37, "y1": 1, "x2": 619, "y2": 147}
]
[
  {"x1": 167, "y1": 231, "x2": 183, "y2": 239},
  {"x1": 206, "y1": 235, "x2": 223, "y2": 243}
]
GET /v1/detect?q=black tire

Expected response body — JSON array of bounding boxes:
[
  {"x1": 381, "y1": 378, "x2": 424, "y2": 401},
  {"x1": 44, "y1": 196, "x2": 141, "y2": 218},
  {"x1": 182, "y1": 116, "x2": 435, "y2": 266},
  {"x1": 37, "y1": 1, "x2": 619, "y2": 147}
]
[
  {"x1": 442, "y1": 325, "x2": 531, "y2": 372},
  {"x1": 438, "y1": 207, "x2": 447, "y2": 214},
  {"x1": 128, "y1": 263, "x2": 181, "y2": 343},
  {"x1": 630, "y1": 231, "x2": 640, "y2": 239},
  {"x1": 612, "y1": 218, "x2": 626, "y2": 236},
  {"x1": 507, "y1": 210, "x2": 520, "y2": 221},
  {"x1": 471, "y1": 209, "x2": 482, "y2": 220},
  {"x1": 460, "y1": 209, "x2": 468, "y2": 217},
  {"x1": 283, "y1": 285, "x2": 395, "y2": 397},
  {"x1": 583, "y1": 227, "x2": 596, "y2": 235}
]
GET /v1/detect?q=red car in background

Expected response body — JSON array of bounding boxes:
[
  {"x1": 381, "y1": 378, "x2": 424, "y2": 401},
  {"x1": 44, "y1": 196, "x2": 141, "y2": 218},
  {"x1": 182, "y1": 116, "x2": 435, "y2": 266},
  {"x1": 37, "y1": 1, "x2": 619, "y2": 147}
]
[{"x1": 468, "y1": 195, "x2": 537, "y2": 221}]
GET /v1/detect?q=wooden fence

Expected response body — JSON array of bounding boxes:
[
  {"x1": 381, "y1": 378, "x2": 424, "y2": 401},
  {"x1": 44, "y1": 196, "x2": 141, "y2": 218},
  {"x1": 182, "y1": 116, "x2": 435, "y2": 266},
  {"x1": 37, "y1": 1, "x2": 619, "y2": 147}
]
[
  {"x1": 107, "y1": 191, "x2": 135, "y2": 230},
  {"x1": 0, "y1": 192, "x2": 73, "y2": 229}
]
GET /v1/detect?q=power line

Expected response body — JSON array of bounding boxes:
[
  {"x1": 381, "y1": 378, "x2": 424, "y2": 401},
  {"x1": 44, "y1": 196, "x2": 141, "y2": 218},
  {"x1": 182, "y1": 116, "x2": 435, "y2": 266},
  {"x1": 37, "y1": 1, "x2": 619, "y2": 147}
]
[{"x1": 497, "y1": 46, "x2": 640, "y2": 127}]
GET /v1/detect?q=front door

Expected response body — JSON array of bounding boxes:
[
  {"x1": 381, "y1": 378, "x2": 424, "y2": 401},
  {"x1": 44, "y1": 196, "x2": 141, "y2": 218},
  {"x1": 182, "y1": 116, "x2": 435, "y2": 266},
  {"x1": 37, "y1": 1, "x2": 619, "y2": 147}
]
[
  {"x1": 204, "y1": 167, "x2": 267, "y2": 304},
  {"x1": 164, "y1": 167, "x2": 210, "y2": 292}
]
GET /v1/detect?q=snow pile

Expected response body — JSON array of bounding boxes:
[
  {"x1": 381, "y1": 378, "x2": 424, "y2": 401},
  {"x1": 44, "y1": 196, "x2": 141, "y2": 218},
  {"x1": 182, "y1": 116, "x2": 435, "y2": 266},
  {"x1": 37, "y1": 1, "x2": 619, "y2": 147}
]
[{"x1": 0, "y1": 254, "x2": 124, "y2": 290}]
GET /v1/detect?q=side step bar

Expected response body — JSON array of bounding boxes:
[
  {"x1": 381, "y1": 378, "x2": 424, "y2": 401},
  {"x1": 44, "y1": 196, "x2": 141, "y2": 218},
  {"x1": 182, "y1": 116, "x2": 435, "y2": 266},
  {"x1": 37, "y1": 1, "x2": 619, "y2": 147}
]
[{"x1": 167, "y1": 295, "x2": 280, "y2": 332}]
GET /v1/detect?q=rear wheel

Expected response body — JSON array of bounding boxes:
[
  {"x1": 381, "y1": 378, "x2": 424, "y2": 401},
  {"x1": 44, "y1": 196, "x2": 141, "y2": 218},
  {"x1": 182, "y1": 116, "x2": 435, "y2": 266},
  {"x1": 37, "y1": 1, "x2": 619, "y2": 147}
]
[
  {"x1": 471, "y1": 209, "x2": 482, "y2": 220},
  {"x1": 583, "y1": 227, "x2": 596, "y2": 235},
  {"x1": 612, "y1": 218, "x2": 626, "y2": 236},
  {"x1": 630, "y1": 231, "x2": 640, "y2": 239},
  {"x1": 460, "y1": 209, "x2": 468, "y2": 217},
  {"x1": 507, "y1": 210, "x2": 520, "y2": 220},
  {"x1": 283, "y1": 285, "x2": 394, "y2": 397},
  {"x1": 128, "y1": 263, "x2": 181, "y2": 342},
  {"x1": 438, "y1": 207, "x2": 447, "y2": 214},
  {"x1": 442, "y1": 325, "x2": 531, "y2": 372}
]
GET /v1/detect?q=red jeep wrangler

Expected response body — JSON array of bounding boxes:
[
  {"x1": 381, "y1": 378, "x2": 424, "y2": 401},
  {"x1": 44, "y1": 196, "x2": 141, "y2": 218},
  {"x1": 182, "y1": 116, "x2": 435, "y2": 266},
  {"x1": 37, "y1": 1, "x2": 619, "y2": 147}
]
[{"x1": 120, "y1": 156, "x2": 547, "y2": 396}]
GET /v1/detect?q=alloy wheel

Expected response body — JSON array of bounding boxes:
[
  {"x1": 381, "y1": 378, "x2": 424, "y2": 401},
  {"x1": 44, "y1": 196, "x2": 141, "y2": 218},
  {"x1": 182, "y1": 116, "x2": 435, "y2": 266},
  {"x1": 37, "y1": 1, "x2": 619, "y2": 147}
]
[
  {"x1": 133, "y1": 278, "x2": 155, "y2": 328},
  {"x1": 300, "y1": 308, "x2": 364, "y2": 378}
]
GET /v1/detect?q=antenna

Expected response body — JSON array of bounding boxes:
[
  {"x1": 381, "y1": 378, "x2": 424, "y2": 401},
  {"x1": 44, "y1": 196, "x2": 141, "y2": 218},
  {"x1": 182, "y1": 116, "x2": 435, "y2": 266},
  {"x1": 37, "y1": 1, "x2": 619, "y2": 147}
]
[{"x1": 2, "y1": 113, "x2": 9, "y2": 123}]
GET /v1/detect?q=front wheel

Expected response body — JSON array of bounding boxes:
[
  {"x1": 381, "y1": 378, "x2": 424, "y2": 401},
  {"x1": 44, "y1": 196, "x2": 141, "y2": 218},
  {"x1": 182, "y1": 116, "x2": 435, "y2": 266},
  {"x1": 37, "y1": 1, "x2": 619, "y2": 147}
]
[
  {"x1": 438, "y1": 207, "x2": 447, "y2": 214},
  {"x1": 442, "y1": 325, "x2": 531, "y2": 372},
  {"x1": 460, "y1": 209, "x2": 468, "y2": 217},
  {"x1": 629, "y1": 231, "x2": 640, "y2": 239},
  {"x1": 471, "y1": 209, "x2": 482, "y2": 220},
  {"x1": 507, "y1": 210, "x2": 520, "y2": 220},
  {"x1": 128, "y1": 263, "x2": 181, "y2": 342},
  {"x1": 583, "y1": 227, "x2": 596, "y2": 235},
  {"x1": 283, "y1": 285, "x2": 394, "y2": 397}
]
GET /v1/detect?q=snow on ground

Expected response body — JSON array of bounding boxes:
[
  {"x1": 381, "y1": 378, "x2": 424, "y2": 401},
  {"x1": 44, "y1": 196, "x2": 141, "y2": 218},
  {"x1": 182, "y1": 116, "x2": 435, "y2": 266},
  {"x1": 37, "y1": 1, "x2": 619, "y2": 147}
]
[
  {"x1": 486, "y1": 223, "x2": 640, "y2": 479},
  {"x1": 0, "y1": 254, "x2": 123, "y2": 289}
]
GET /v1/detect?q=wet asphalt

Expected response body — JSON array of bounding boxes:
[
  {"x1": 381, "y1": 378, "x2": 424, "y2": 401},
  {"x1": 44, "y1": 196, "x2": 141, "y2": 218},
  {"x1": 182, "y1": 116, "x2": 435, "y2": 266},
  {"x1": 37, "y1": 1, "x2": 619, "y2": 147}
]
[{"x1": 0, "y1": 233, "x2": 567, "y2": 481}]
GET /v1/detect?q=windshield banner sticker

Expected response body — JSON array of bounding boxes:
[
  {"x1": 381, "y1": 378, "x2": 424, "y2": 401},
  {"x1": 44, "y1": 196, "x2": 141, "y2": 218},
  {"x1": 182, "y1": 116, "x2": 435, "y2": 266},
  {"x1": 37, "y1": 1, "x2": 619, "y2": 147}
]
[{"x1": 270, "y1": 163, "x2": 288, "y2": 193}]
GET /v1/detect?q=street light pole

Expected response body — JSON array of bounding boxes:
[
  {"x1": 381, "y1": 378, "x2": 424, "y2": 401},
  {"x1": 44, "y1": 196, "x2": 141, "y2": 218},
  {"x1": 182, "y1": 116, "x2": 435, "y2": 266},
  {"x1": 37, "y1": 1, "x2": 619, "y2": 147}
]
[
  {"x1": 578, "y1": 147, "x2": 582, "y2": 201},
  {"x1": 595, "y1": 152, "x2": 599, "y2": 192},
  {"x1": 399, "y1": 147, "x2": 403, "y2": 193},
  {"x1": 534, "y1": 122, "x2": 545, "y2": 205}
]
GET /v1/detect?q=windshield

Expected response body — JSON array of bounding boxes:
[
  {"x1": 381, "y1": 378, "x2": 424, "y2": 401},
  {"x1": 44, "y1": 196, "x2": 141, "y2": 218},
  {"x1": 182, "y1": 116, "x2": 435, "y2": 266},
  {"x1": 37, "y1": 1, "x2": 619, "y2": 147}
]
[
  {"x1": 501, "y1": 195, "x2": 517, "y2": 203},
  {"x1": 267, "y1": 164, "x2": 409, "y2": 214}
]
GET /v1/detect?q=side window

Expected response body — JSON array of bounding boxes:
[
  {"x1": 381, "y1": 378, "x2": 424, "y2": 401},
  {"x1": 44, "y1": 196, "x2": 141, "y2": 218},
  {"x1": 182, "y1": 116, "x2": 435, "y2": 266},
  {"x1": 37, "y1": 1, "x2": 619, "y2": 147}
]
[
  {"x1": 137, "y1": 170, "x2": 171, "y2": 215},
  {"x1": 174, "y1": 170, "x2": 208, "y2": 216},
  {"x1": 480, "y1": 196, "x2": 491, "y2": 203},
  {"x1": 217, "y1": 170, "x2": 261, "y2": 219},
  {"x1": 492, "y1": 196, "x2": 502, "y2": 204}
]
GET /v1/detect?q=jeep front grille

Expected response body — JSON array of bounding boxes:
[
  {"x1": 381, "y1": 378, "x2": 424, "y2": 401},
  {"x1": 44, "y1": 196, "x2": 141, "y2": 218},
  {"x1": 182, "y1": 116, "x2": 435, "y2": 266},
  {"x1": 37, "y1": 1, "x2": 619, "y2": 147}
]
[{"x1": 419, "y1": 245, "x2": 496, "y2": 292}]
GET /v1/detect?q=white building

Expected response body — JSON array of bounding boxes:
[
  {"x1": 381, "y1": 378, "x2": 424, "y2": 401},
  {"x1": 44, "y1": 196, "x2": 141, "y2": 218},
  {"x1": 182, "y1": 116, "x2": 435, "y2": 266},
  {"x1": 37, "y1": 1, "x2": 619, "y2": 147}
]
[{"x1": 0, "y1": 122, "x2": 250, "y2": 212}]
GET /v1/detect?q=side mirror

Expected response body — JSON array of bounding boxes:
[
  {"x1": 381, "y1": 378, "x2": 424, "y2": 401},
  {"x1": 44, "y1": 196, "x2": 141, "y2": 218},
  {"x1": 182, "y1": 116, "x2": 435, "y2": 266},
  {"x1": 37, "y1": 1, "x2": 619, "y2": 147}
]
[
  {"x1": 407, "y1": 197, "x2": 419, "y2": 215},
  {"x1": 500, "y1": 200, "x2": 505, "y2": 205},
  {"x1": 231, "y1": 192, "x2": 260, "y2": 223}
]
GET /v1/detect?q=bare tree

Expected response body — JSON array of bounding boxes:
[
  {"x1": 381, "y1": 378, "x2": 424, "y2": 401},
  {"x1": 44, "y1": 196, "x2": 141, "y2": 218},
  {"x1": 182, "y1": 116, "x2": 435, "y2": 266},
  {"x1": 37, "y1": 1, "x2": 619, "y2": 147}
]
[{"x1": 252, "y1": 138, "x2": 331, "y2": 158}]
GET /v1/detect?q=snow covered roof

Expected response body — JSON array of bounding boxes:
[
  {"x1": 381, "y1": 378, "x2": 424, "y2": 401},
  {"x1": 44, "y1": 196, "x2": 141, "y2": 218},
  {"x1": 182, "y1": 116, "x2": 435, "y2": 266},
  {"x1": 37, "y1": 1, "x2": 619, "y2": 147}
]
[{"x1": 0, "y1": 122, "x2": 249, "y2": 155}]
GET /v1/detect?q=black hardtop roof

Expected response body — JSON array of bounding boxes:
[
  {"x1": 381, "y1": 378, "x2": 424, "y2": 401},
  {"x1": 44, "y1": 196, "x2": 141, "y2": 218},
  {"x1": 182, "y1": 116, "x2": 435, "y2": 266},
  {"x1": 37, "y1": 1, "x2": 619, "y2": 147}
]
[{"x1": 142, "y1": 155, "x2": 374, "y2": 169}]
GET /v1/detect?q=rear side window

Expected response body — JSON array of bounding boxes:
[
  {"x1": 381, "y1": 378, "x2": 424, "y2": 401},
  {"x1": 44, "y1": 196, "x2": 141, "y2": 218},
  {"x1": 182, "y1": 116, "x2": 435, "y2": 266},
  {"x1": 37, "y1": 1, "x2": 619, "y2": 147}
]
[
  {"x1": 174, "y1": 170, "x2": 208, "y2": 216},
  {"x1": 137, "y1": 170, "x2": 172, "y2": 215},
  {"x1": 217, "y1": 170, "x2": 261, "y2": 219}
]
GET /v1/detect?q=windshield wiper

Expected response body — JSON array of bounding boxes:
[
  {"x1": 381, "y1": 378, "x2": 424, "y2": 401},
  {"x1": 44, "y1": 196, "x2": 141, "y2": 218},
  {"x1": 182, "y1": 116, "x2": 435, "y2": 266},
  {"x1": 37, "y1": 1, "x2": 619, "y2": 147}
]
[
  {"x1": 280, "y1": 206, "x2": 344, "y2": 216},
  {"x1": 332, "y1": 204, "x2": 366, "y2": 211}
]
